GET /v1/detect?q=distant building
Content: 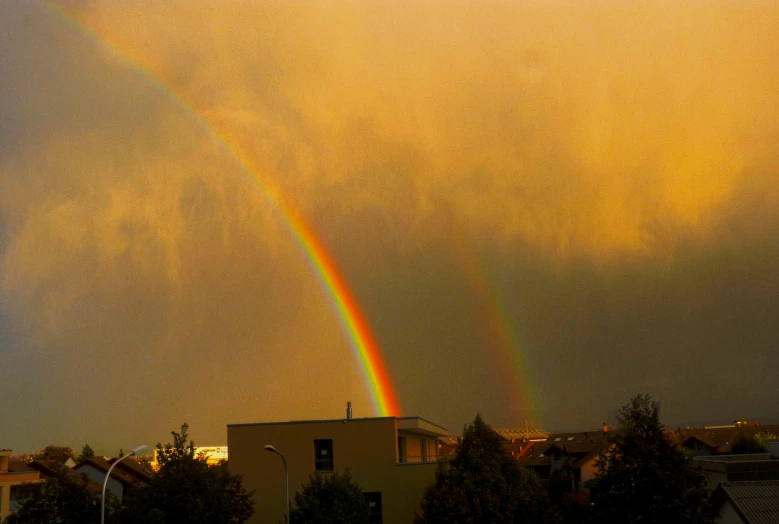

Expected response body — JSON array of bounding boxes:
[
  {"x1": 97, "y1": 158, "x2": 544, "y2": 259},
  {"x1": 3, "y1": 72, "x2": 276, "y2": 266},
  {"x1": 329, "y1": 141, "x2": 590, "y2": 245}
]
[
  {"x1": 228, "y1": 408, "x2": 448, "y2": 524},
  {"x1": 671, "y1": 423, "x2": 779, "y2": 456},
  {"x1": 150, "y1": 446, "x2": 228, "y2": 470},
  {"x1": 0, "y1": 449, "x2": 44, "y2": 519},
  {"x1": 518, "y1": 429, "x2": 611, "y2": 491}
]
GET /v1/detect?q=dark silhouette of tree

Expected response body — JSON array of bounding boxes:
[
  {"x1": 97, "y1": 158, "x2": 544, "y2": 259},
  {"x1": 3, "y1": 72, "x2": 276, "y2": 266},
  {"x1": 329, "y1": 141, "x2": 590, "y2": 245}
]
[
  {"x1": 78, "y1": 444, "x2": 96, "y2": 462},
  {"x1": 415, "y1": 414, "x2": 559, "y2": 524},
  {"x1": 117, "y1": 423, "x2": 254, "y2": 524},
  {"x1": 288, "y1": 469, "x2": 371, "y2": 524},
  {"x1": 32, "y1": 445, "x2": 75, "y2": 461},
  {"x1": 586, "y1": 394, "x2": 718, "y2": 524}
]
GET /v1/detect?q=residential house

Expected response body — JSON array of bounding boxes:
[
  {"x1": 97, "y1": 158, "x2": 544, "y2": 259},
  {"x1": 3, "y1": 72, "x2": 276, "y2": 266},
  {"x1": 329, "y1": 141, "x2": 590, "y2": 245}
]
[
  {"x1": 73, "y1": 456, "x2": 153, "y2": 502},
  {"x1": 671, "y1": 424, "x2": 779, "y2": 456},
  {"x1": 228, "y1": 408, "x2": 448, "y2": 524},
  {"x1": 0, "y1": 450, "x2": 44, "y2": 519},
  {"x1": 518, "y1": 430, "x2": 610, "y2": 491}
]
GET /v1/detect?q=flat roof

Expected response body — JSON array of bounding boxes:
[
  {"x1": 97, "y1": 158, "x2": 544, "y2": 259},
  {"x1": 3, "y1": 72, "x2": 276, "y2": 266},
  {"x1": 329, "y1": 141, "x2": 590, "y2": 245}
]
[{"x1": 228, "y1": 416, "x2": 447, "y2": 433}]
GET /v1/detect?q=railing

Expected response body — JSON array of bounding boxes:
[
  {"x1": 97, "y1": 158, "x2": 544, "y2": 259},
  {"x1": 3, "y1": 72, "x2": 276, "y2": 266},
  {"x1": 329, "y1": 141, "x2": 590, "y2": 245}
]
[{"x1": 398, "y1": 453, "x2": 457, "y2": 465}]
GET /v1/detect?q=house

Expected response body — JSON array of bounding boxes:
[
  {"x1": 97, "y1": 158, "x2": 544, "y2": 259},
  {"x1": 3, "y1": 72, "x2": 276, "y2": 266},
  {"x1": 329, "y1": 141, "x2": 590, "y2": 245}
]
[
  {"x1": 711, "y1": 481, "x2": 779, "y2": 523},
  {"x1": 0, "y1": 449, "x2": 44, "y2": 519},
  {"x1": 73, "y1": 456, "x2": 153, "y2": 501},
  {"x1": 518, "y1": 430, "x2": 610, "y2": 490},
  {"x1": 671, "y1": 424, "x2": 779, "y2": 456},
  {"x1": 228, "y1": 407, "x2": 449, "y2": 524}
]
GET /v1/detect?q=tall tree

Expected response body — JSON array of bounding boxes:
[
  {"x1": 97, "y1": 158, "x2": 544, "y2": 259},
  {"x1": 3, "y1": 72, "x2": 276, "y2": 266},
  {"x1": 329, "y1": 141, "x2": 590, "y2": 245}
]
[
  {"x1": 586, "y1": 394, "x2": 718, "y2": 523},
  {"x1": 117, "y1": 423, "x2": 254, "y2": 524},
  {"x1": 77, "y1": 444, "x2": 96, "y2": 462},
  {"x1": 415, "y1": 414, "x2": 559, "y2": 524},
  {"x1": 289, "y1": 469, "x2": 371, "y2": 524}
]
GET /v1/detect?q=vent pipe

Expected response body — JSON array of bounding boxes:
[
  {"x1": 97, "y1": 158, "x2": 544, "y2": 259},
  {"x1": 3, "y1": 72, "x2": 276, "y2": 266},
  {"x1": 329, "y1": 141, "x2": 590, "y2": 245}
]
[{"x1": 346, "y1": 401, "x2": 353, "y2": 420}]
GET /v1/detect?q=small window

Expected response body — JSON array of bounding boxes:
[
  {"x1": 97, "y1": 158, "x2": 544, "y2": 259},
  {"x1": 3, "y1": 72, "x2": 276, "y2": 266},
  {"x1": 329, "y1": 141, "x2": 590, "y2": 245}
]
[
  {"x1": 554, "y1": 437, "x2": 561, "y2": 442},
  {"x1": 420, "y1": 438, "x2": 428, "y2": 462},
  {"x1": 314, "y1": 439, "x2": 333, "y2": 471},
  {"x1": 364, "y1": 492, "x2": 383, "y2": 523},
  {"x1": 567, "y1": 437, "x2": 575, "y2": 441}
]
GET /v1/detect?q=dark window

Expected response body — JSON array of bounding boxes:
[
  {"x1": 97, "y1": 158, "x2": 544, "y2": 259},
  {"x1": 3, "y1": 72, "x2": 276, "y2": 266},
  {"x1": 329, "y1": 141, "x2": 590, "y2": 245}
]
[
  {"x1": 397, "y1": 436, "x2": 407, "y2": 462},
  {"x1": 314, "y1": 439, "x2": 333, "y2": 471},
  {"x1": 364, "y1": 492, "x2": 383, "y2": 524}
]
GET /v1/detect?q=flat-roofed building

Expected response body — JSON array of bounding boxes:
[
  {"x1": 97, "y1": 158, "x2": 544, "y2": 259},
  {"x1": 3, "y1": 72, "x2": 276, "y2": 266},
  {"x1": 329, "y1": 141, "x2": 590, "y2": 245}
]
[{"x1": 228, "y1": 411, "x2": 448, "y2": 524}]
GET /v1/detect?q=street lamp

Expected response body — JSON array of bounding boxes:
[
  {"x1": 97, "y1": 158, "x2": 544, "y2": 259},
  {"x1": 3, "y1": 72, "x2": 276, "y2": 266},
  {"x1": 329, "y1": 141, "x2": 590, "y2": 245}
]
[
  {"x1": 265, "y1": 444, "x2": 289, "y2": 523},
  {"x1": 101, "y1": 444, "x2": 148, "y2": 524}
]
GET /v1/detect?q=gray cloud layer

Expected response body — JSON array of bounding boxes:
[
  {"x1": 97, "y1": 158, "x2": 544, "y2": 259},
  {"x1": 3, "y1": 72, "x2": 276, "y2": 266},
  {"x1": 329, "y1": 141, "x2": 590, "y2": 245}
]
[{"x1": 1, "y1": 0, "x2": 778, "y2": 451}]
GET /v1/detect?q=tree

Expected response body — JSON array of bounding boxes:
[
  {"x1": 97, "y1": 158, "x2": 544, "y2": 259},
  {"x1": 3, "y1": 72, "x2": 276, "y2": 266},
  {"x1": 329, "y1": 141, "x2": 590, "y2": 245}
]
[
  {"x1": 117, "y1": 423, "x2": 254, "y2": 524},
  {"x1": 415, "y1": 414, "x2": 559, "y2": 524},
  {"x1": 6, "y1": 463, "x2": 119, "y2": 524},
  {"x1": 731, "y1": 433, "x2": 770, "y2": 454},
  {"x1": 33, "y1": 445, "x2": 75, "y2": 461},
  {"x1": 586, "y1": 394, "x2": 718, "y2": 524},
  {"x1": 288, "y1": 469, "x2": 371, "y2": 524},
  {"x1": 78, "y1": 444, "x2": 96, "y2": 462}
]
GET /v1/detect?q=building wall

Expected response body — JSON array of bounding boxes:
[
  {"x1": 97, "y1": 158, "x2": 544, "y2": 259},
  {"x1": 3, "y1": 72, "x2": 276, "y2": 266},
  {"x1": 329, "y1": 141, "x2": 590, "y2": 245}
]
[
  {"x1": 74, "y1": 465, "x2": 124, "y2": 500},
  {"x1": 228, "y1": 418, "x2": 439, "y2": 524}
]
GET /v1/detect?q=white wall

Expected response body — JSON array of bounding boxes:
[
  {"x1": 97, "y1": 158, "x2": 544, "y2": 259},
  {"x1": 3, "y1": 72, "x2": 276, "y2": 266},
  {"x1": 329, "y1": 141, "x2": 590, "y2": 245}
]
[{"x1": 74, "y1": 465, "x2": 124, "y2": 501}]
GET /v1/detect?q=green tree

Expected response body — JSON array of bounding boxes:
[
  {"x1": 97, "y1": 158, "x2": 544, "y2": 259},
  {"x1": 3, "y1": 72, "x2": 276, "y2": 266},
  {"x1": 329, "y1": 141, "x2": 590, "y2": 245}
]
[
  {"x1": 77, "y1": 444, "x2": 96, "y2": 462},
  {"x1": 289, "y1": 469, "x2": 371, "y2": 524},
  {"x1": 5, "y1": 463, "x2": 119, "y2": 524},
  {"x1": 415, "y1": 414, "x2": 559, "y2": 524},
  {"x1": 117, "y1": 423, "x2": 254, "y2": 524},
  {"x1": 731, "y1": 433, "x2": 770, "y2": 454},
  {"x1": 586, "y1": 394, "x2": 718, "y2": 524}
]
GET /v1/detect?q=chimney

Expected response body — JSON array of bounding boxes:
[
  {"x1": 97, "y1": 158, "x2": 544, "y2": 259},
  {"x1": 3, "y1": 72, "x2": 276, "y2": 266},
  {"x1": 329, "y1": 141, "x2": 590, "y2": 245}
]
[{"x1": 346, "y1": 401, "x2": 352, "y2": 420}]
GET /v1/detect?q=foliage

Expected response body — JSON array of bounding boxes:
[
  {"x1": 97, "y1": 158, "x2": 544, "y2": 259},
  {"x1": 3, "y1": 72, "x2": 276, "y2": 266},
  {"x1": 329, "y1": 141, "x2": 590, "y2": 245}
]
[
  {"x1": 78, "y1": 444, "x2": 96, "y2": 462},
  {"x1": 32, "y1": 445, "x2": 75, "y2": 461},
  {"x1": 586, "y1": 394, "x2": 718, "y2": 524},
  {"x1": 731, "y1": 433, "x2": 770, "y2": 454},
  {"x1": 415, "y1": 414, "x2": 559, "y2": 524},
  {"x1": 5, "y1": 463, "x2": 119, "y2": 524},
  {"x1": 117, "y1": 423, "x2": 254, "y2": 524},
  {"x1": 289, "y1": 469, "x2": 371, "y2": 524}
]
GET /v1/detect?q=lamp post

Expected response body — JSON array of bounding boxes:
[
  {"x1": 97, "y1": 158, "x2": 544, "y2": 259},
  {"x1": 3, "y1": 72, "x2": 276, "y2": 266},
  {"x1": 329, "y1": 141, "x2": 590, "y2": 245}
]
[
  {"x1": 101, "y1": 444, "x2": 148, "y2": 524},
  {"x1": 265, "y1": 444, "x2": 289, "y2": 523}
]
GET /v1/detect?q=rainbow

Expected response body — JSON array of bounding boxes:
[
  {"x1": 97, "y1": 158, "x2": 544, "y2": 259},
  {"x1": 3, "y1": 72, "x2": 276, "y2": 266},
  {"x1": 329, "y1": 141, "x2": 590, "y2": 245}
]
[
  {"x1": 34, "y1": 1, "x2": 400, "y2": 417},
  {"x1": 440, "y1": 205, "x2": 544, "y2": 428}
]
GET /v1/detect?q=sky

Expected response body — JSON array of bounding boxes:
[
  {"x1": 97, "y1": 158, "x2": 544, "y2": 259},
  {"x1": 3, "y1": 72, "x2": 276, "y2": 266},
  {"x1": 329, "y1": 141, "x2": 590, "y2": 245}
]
[{"x1": 1, "y1": 0, "x2": 778, "y2": 454}]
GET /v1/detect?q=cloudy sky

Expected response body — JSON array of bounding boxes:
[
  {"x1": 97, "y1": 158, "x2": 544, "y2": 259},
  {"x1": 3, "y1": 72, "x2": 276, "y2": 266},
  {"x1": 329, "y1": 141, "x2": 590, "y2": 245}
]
[{"x1": 1, "y1": 0, "x2": 778, "y2": 453}]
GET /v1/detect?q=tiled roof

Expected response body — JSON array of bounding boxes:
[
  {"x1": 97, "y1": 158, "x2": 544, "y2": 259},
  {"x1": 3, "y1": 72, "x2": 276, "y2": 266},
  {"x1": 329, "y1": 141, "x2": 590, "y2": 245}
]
[
  {"x1": 74, "y1": 457, "x2": 151, "y2": 489},
  {"x1": 717, "y1": 481, "x2": 779, "y2": 524},
  {"x1": 29, "y1": 460, "x2": 102, "y2": 494},
  {"x1": 671, "y1": 425, "x2": 779, "y2": 454}
]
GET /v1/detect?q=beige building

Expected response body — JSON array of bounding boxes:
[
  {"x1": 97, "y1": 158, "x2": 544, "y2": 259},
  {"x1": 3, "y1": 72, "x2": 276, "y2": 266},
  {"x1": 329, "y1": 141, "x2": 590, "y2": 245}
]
[
  {"x1": 0, "y1": 450, "x2": 43, "y2": 519},
  {"x1": 228, "y1": 413, "x2": 448, "y2": 524}
]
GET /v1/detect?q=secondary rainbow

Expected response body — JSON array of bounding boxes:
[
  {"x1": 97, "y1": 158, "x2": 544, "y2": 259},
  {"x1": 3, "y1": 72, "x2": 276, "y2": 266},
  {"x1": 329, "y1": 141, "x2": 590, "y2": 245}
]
[{"x1": 36, "y1": 1, "x2": 400, "y2": 417}]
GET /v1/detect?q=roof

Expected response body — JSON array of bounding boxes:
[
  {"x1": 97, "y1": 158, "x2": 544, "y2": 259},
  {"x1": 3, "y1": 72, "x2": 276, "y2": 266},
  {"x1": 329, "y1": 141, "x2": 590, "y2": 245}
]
[
  {"x1": 29, "y1": 460, "x2": 102, "y2": 494},
  {"x1": 671, "y1": 425, "x2": 779, "y2": 454},
  {"x1": 228, "y1": 415, "x2": 446, "y2": 431},
  {"x1": 74, "y1": 457, "x2": 152, "y2": 489},
  {"x1": 714, "y1": 481, "x2": 779, "y2": 524},
  {"x1": 493, "y1": 428, "x2": 550, "y2": 442},
  {"x1": 518, "y1": 430, "x2": 611, "y2": 469},
  {"x1": 107, "y1": 457, "x2": 155, "y2": 483}
]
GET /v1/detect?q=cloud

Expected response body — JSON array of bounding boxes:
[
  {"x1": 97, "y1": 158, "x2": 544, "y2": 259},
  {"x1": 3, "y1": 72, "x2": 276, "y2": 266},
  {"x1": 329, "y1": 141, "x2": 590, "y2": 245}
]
[{"x1": 1, "y1": 0, "x2": 778, "y2": 448}]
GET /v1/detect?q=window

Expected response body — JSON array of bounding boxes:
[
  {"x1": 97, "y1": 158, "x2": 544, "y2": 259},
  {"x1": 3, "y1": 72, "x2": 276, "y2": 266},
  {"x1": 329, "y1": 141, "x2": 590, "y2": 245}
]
[
  {"x1": 398, "y1": 436, "x2": 407, "y2": 462},
  {"x1": 420, "y1": 438, "x2": 428, "y2": 462},
  {"x1": 567, "y1": 437, "x2": 575, "y2": 441},
  {"x1": 314, "y1": 439, "x2": 333, "y2": 471},
  {"x1": 364, "y1": 492, "x2": 383, "y2": 524}
]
